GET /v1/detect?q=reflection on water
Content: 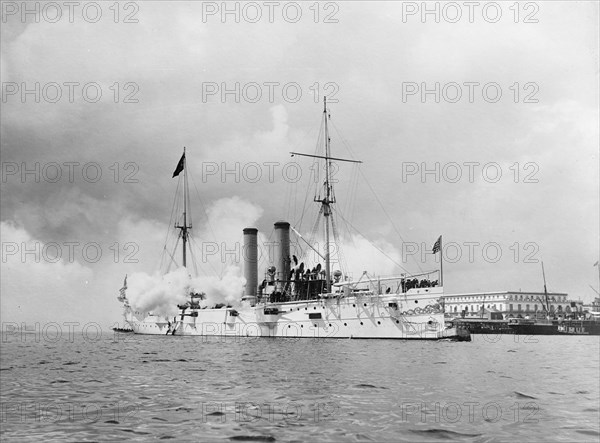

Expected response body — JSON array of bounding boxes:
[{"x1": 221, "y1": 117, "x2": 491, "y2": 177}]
[{"x1": 1, "y1": 332, "x2": 598, "y2": 442}]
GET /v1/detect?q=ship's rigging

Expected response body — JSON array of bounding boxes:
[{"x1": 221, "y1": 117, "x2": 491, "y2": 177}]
[
  {"x1": 158, "y1": 147, "x2": 223, "y2": 279},
  {"x1": 286, "y1": 98, "x2": 432, "y2": 291},
  {"x1": 154, "y1": 98, "x2": 439, "y2": 302},
  {"x1": 290, "y1": 97, "x2": 362, "y2": 292}
]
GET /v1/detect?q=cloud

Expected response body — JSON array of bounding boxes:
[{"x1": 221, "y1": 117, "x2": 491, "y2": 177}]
[{"x1": 0, "y1": 221, "x2": 96, "y2": 325}]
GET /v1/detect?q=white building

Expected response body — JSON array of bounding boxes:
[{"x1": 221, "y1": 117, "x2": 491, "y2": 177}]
[{"x1": 443, "y1": 291, "x2": 583, "y2": 319}]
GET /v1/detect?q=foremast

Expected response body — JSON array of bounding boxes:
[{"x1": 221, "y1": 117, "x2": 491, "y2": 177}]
[{"x1": 174, "y1": 147, "x2": 191, "y2": 268}]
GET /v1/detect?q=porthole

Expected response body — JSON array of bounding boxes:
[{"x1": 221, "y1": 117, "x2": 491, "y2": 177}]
[
  {"x1": 396, "y1": 320, "x2": 399, "y2": 324},
  {"x1": 353, "y1": 304, "x2": 356, "y2": 307},
  {"x1": 301, "y1": 325, "x2": 304, "y2": 328},
  {"x1": 288, "y1": 325, "x2": 291, "y2": 328},
  {"x1": 344, "y1": 323, "x2": 347, "y2": 326},
  {"x1": 364, "y1": 303, "x2": 367, "y2": 307},
  {"x1": 314, "y1": 324, "x2": 317, "y2": 327},
  {"x1": 329, "y1": 324, "x2": 332, "y2": 327},
  {"x1": 360, "y1": 322, "x2": 363, "y2": 325},
  {"x1": 414, "y1": 300, "x2": 418, "y2": 303},
  {"x1": 377, "y1": 321, "x2": 381, "y2": 325}
]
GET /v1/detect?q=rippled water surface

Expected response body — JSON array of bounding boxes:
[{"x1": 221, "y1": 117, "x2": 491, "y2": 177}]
[{"x1": 1, "y1": 333, "x2": 599, "y2": 442}]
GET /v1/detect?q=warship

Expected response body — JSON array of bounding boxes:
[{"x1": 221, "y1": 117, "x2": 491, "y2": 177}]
[{"x1": 116, "y1": 99, "x2": 470, "y2": 341}]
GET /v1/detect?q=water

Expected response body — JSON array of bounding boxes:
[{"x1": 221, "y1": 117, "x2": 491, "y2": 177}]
[{"x1": 1, "y1": 332, "x2": 598, "y2": 442}]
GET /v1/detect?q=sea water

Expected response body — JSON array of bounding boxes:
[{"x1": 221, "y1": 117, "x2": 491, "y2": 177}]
[{"x1": 1, "y1": 332, "x2": 598, "y2": 442}]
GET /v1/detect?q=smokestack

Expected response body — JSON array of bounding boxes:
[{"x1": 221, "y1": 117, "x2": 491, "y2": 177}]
[
  {"x1": 274, "y1": 221, "x2": 291, "y2": 288},
  {"x1": 242, "y1": 227, "x2": 258, "y2": 305}
]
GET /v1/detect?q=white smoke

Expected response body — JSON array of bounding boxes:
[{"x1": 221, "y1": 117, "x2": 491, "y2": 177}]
[
  {"x1": 123, "y1": 197, "x2": 260, "y2": 316},
  {"x1": 125, "y1": 266, "x2": 246, "y2": 317},
  {"x1": 190, "y1": 266, "x2": 246, "y2": 307},
  {"x1": 125, "y1": 267, "x2": 191, "y2": 317},
  {"x1": 290, "y1": 231, "x2": 404, "y2": 280}
]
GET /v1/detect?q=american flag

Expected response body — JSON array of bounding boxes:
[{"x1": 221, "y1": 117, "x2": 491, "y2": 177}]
[{"x1": 432, "y1": 236, "x2": 442, "y2": 254}]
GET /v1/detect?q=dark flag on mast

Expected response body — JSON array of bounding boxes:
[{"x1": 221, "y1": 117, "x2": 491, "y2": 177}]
[
  {"x1": 172, "y1": 153, "x2": 185, "y2": 178},
  {"x1": 432, "y1": 235, "x2": 442, "y2": 254}
]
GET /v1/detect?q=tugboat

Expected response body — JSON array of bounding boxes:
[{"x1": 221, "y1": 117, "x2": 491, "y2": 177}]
[{"x1": 117, "y1": 99, "x2": 470, "y2": 341}]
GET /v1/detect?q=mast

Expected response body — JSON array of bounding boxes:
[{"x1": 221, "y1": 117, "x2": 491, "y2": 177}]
[
  {"x1": 321, "y1": 97, "x2": 332, "y2": 292},
  {"x1": 542, "y1": 261, "x2": 549, "y2": 314},
  {"x1": 183, "y1": 148, "x2": 188, "y2": 268},
  {"x1": 439, "y1": 235, "x2": 443, "y2": 286},
  {"x1": 289, "y1": 98, "x2": 362, "y2": 294},
  {"x1": 175, "y1": 147, "x2": 190, "y2": 268}
]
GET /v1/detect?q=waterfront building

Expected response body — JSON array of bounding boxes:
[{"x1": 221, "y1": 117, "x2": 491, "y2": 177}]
[{"x1": 443, "y1": 291, "x2": 584, "y2": 319}]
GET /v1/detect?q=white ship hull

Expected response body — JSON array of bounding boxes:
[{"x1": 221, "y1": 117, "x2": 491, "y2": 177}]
[
  {"x1": 116, "y1": 106, "x2": 471, "y2": 342},
  {"x1": 123, "y1": 288, "x2": 469, "y2": 340}
]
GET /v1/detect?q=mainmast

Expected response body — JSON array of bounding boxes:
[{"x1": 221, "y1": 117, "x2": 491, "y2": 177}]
[
  {"x1": 290, "y1": 98, "x2": 362, "y2": 293},
  {"x1": 320, "y1": 97, "x2": 333, "y2": 292}
]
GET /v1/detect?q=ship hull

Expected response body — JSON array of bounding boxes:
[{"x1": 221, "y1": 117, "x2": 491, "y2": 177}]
[{"x1": 124, "y1": 290, "x2": 470, "y2": 341}]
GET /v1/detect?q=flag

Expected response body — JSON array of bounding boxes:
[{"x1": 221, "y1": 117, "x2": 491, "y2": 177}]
[
  {"x1": 118, "y1": 275, "x2": 128, "y2": 301},
  {"x1": 432, "y1": 235, "x2": 442, "y2": 254},
  {"x1": 172, "y1": 153, "x2": 185, "y2": 178}
]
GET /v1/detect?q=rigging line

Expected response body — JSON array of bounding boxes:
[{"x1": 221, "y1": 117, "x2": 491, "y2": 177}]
[
  {"x1": 156, "y1": 176, "x2": 183, "y2": 274},
  {"x1": 185, "y1": 233, "x2": 201, "y2": 278},
  {"x1": 329, "y1": 120, "x2": 422, "y2": 272},
  {"x1": 326, "y1": 121, "x2": 354, "y2": 216},
  {"x1": 334, "y1": 218, "x2": 349, "y2": 275},
  {"x1": 286, "y1": 114, "x2": 321, "y2": 223},
  {"x1": 329, "y1": 212, "x2": 347, "y2": 276},
  {"x1": 293, "y1": 177, "x2": 299, "y2": 227},
  {"x1": 335, "y1": 203, "x2": 357, "y2": 279},
  {"x1": 332, "y1": 198, "x2": 360, "y2": 278},
  {"x1": 257, "y1": 228, "x2": 275, "y2": 273},
  {"x1": 188, "y1": 168, "x2": 219, "y2": 244},
  {"x1": 296, "y1": 117, "x2": 326, "y2": 230},
  {"x1": 328, "y1": 120, "x2": 362, "y2": 163},
  {"x1": 191, "y1": 245, "x2": 200, "y2": 278},
  {"x1": 347, "y1": 164, "x2": 360, "y2": 222},
  {"x1": 307, "y1": 205, "x2": 324, "y2": 254},
  {"x1": 159, "y1": 247, "x2": 166, "y2": 273},
  {"x1": 357, "y1": 168, "x2": 424, "y2": 273},
  {"x1": 329, "y1": 121, "x2": 363, "y2": 220},
  {"x1": 332, "y1": 206, "x2": 413, "y2": 275},
  {"x1": 166, "y1": 234, "x2": 182, "y2": 274},
  {"x1": 187, "y1": 235, "x2": 220, "y2": 278},
  {"x1": 286, "y1": 179, "x2": 298, "y2": 226}
]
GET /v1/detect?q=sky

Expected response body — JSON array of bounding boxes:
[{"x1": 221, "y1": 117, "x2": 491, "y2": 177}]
[{"x1": 1, "y1": 1, "x2": 598, "y2": 329}]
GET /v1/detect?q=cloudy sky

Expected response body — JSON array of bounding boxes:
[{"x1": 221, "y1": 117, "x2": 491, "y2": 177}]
[{"x1": 1, "y1": 1, "x2": 598, "y2": 328}]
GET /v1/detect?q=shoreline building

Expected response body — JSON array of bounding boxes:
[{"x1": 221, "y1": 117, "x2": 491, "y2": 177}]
[{"x1": 443, "y1": 291, "x2": 584, "y2": 319}]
